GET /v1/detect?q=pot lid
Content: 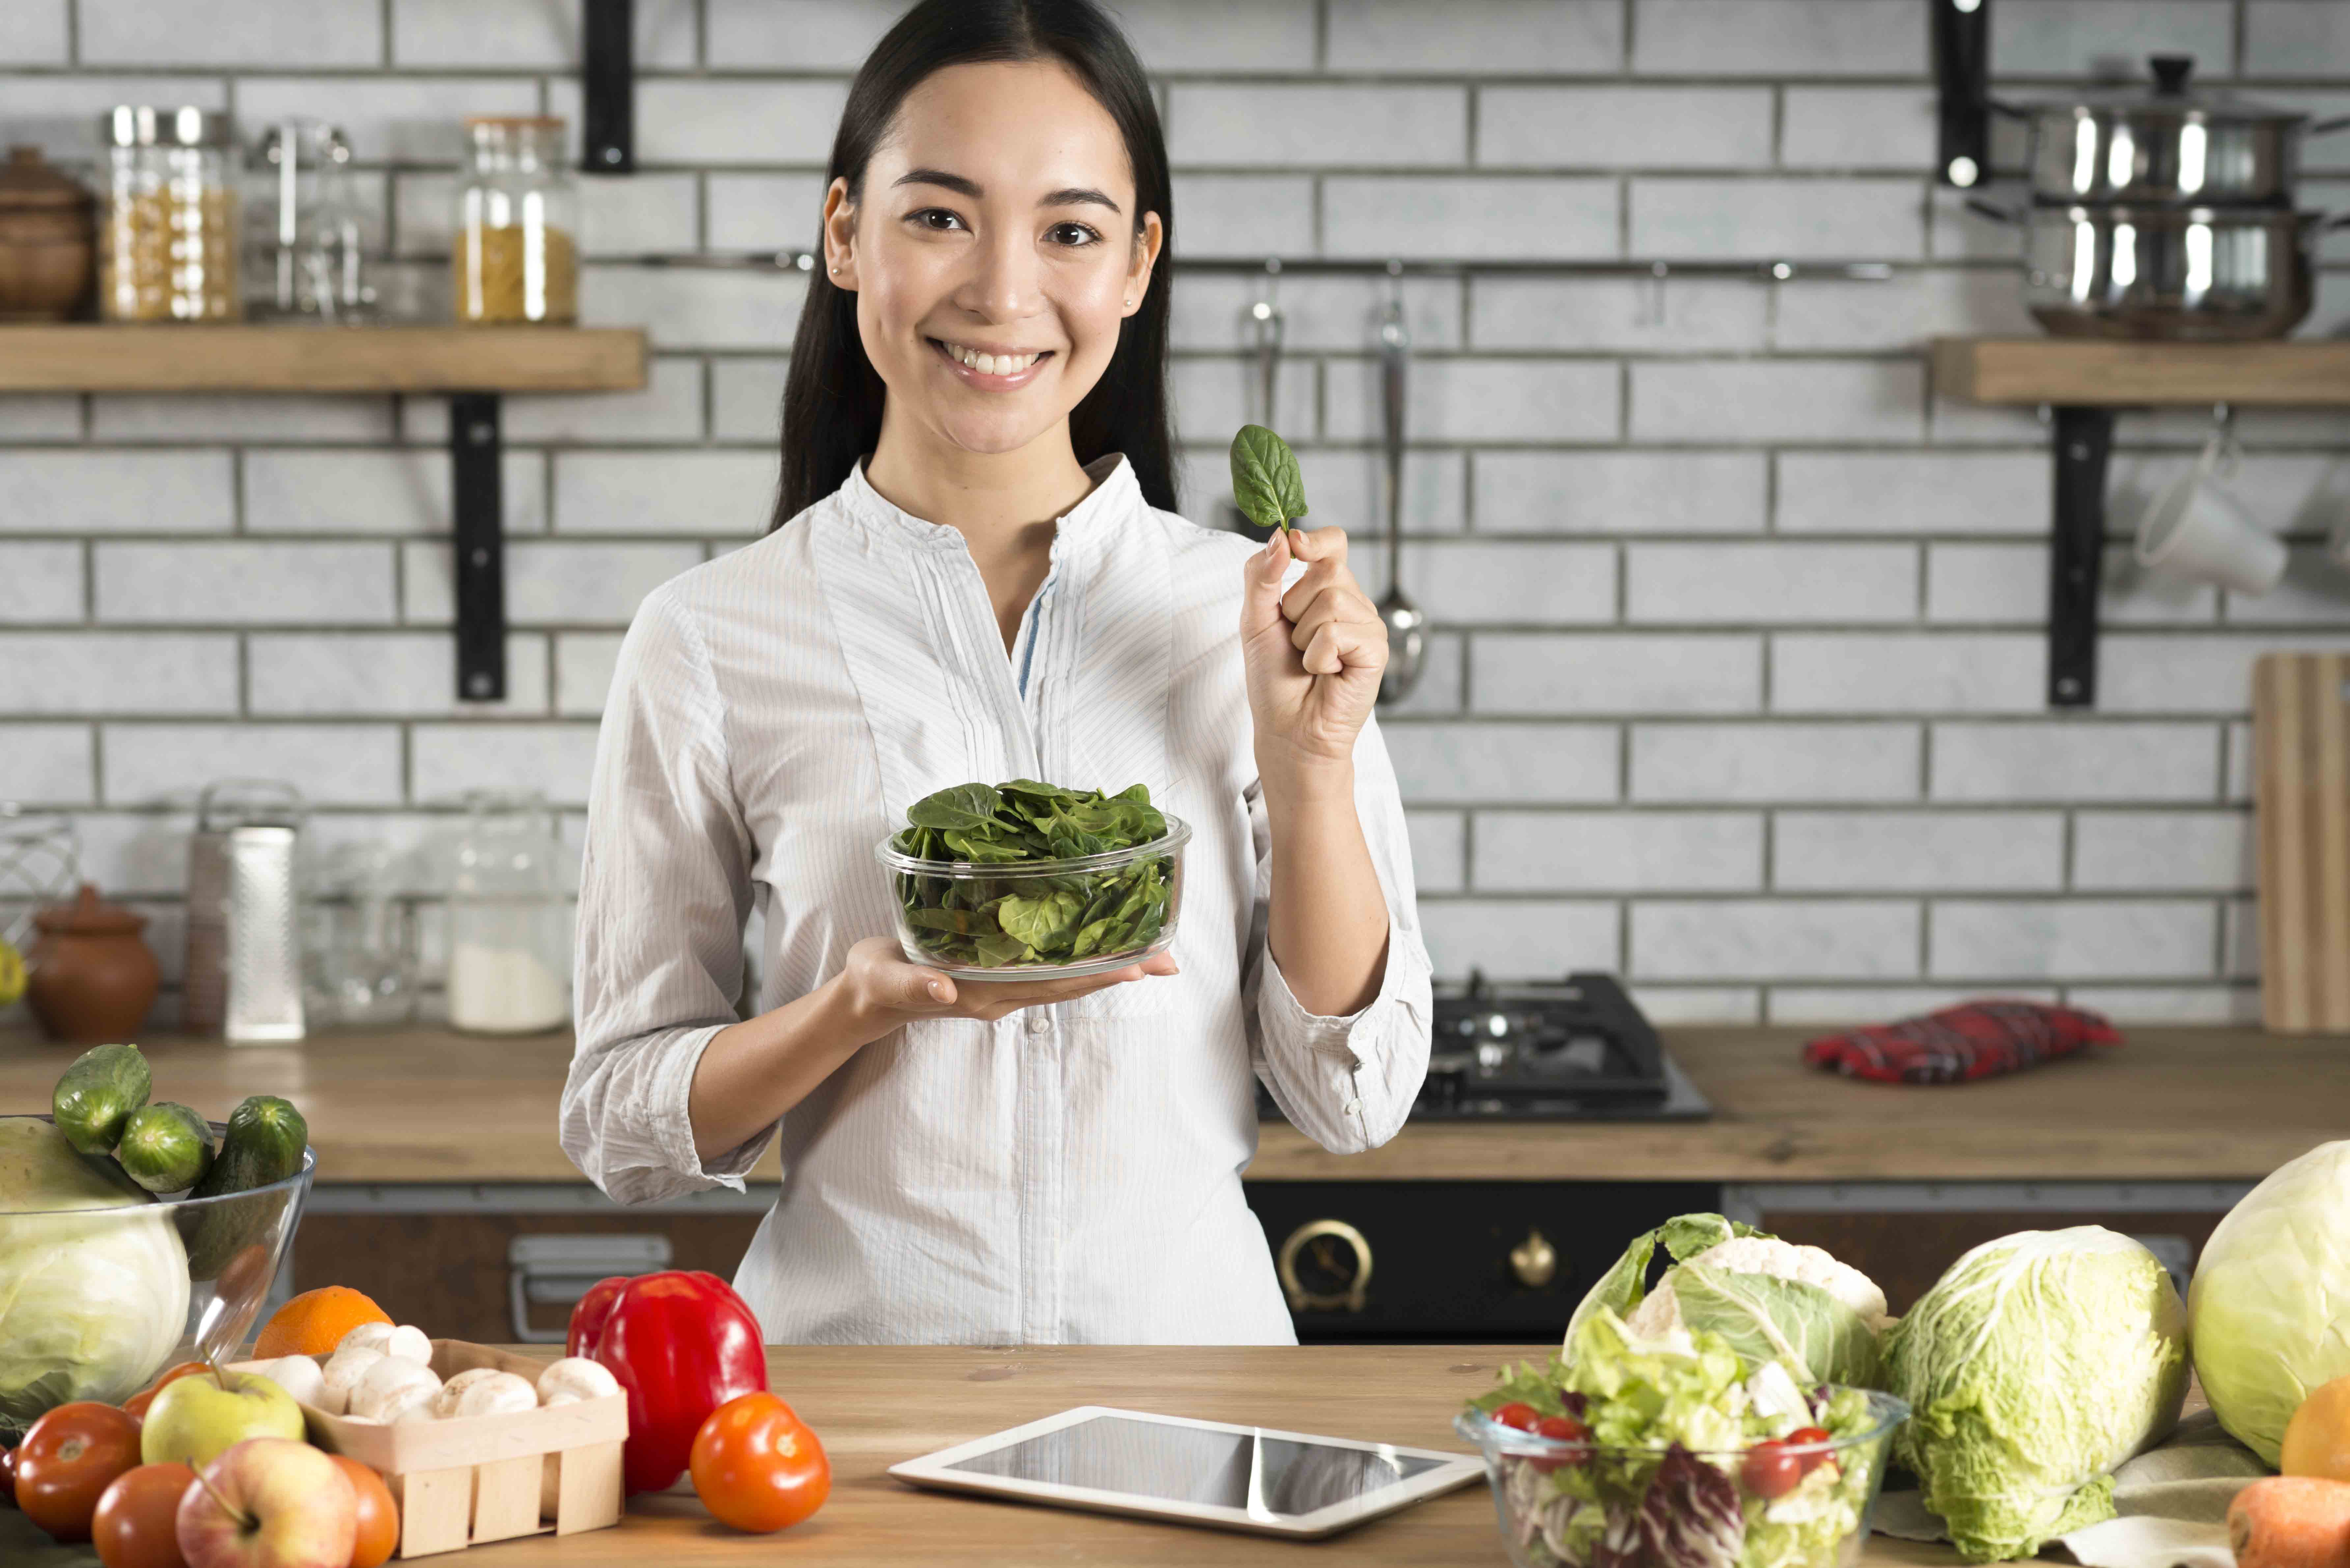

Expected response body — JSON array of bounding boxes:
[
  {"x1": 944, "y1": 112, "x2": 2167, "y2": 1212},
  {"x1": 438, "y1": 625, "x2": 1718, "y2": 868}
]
[
  {"x1": 2038, "y1": 55, "x2": 2307, "y2": 124},
  {"x1": 34, "y1": 883, "x2": 148, "y2": 937},
  {"x1": 0, "y1": 145, "x2": 94, "y2": 210}
]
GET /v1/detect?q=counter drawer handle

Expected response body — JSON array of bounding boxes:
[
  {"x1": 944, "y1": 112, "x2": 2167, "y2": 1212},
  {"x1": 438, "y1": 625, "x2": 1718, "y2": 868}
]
[
  {"x1": 1510, "y1": 1228, "x2": 1558, "y2": 1290},
  {"x1": 1277, "y1": 1219, "x2": 1372, "y2": 1313}
]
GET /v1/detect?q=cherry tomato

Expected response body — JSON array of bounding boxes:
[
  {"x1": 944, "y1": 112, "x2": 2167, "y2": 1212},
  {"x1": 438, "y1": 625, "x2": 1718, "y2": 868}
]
[
  {"x1": 2, "y1": 1443, "x2": 18, "y2": 1507},
  {"x1": 688, "y1": 1392, "x2": 830, "y2": 1534},
  {"x1": 16, "y1": 1402, "x2": 143, "y2": 1542},
  {"x1": 1741, "y1": 1440, "x2": 1805, "y2": 1500},
  {"x1": 1783, "y1": 1426, "x2": 1833, "y2": 1472},
  {"x1": 91, "y1": 1463, "x2": 196, "y2": 1568},
  {"x1": 121, "y1": 1365, "x2": 210, "y2": 1425},
  {"x1": 1527, "y1": 1414, "x2": 1592, "y2": 1474},
  {"x1": 1491, "y1": 1402, "x2": 1540, "y2": 1432},
  {"x1": 328, "y1": 1455, "x2": 400, "y2": 1568}
]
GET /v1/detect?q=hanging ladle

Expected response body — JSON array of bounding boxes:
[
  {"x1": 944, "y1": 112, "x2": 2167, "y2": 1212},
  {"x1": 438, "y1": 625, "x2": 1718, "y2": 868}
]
[{"x1": 1375, "y1": 279, "x2": 1427, "y2": 706}]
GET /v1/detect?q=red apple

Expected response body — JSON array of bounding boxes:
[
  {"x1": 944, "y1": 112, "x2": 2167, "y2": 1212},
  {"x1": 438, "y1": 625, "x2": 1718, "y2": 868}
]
[{"x1": 174, "y1": 1439, "x2": 354, "y2": 1568}]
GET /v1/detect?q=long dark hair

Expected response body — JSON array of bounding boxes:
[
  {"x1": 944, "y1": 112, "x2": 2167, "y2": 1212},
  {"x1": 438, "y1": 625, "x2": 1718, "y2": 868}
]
[{"x1": 772, "y1": 0, "x2": 1177, "y2": 529}]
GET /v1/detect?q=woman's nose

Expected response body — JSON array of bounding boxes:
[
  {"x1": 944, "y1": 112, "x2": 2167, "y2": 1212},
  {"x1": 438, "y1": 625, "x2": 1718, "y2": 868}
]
[{"x1": 957, "y1": 225, "x2": 1041, "y2": 322}]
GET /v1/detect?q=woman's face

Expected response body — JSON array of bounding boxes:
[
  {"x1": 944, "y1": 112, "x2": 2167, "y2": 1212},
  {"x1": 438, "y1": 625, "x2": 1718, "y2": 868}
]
[{"x1": 823, "y1": 60, "x2": 1162, "y2": 460}]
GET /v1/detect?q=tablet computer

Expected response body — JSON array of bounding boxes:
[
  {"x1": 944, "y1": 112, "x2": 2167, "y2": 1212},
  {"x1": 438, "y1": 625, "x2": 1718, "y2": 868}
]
[{"x1": 886, "y1": 1404, "x2": 1485, "y2": 1539}]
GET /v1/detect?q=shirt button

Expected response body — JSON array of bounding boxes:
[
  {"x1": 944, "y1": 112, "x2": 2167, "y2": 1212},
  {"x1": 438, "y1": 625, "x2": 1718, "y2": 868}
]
[
  {"x1": 1343, "y1": 1097, "x2": 1363, "y2": 1116},
  {"x1": 1025, "y1": 1014, "x2": 1052, "y2": 1036}
]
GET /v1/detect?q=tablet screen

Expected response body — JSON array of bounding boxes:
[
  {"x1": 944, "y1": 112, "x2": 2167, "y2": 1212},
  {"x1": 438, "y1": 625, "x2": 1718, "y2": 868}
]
[{"x1": 944, "y1": 1414, "x2": 1448, "y2": 1517}]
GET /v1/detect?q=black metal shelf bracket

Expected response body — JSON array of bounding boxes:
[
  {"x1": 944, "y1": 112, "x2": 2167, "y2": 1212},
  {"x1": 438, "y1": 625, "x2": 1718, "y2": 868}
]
[
  {"x1": 2048, "y1": 406, "x2": 2115, "y2": 708},
  {"x1": 452, "y1": 392, "x2": 507, "y2": 703},
  {"x1": 583, "y1": 0, "x2": 634, "y2": 173},
  {"x1": 1933, "y1": 0, "x2": 1992, "y2": 188}
]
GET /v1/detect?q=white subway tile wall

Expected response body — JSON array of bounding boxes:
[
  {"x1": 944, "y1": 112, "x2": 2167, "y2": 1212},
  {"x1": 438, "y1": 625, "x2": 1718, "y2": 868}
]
[{"x1": 4, "y1": 0, "x2": 2340, "y2": 1024}]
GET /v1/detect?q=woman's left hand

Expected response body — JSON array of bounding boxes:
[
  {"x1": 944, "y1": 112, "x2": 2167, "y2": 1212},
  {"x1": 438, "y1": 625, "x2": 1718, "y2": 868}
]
[{"x1": 1240, "y1": 525, "x2": 1388, "y2": 788}]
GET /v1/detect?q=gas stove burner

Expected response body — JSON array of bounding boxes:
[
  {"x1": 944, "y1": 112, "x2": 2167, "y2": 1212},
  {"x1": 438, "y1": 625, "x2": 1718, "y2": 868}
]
[{"x1": 1412, "y1": 970, "x2": 1711, "y2": 1122}]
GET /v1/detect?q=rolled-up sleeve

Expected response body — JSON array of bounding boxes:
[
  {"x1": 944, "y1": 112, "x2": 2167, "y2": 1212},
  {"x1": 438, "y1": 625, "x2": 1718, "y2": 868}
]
[
  {"x1": 1242, "y1": 710, "x2": 1434, "y2": 1154},
  {"x1": 561, "y1": 587, "x2": 772, "y2": 1203}
]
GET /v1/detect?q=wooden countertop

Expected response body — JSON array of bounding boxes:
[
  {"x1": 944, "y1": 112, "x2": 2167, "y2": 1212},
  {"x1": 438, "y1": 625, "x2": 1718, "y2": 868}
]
[
  {"x1": 0, "y1": 1344, "x2": 2004, "y2": 1568},
  {"x1": 0, "y1": 1024, "x2": 2340, "y2": 1185}
]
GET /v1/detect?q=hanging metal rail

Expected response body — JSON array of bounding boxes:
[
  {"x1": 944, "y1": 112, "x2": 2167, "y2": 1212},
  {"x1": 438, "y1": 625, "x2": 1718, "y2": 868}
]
[{"x1": 623, "y1": 250, "x2": 1897, "y2": 282}]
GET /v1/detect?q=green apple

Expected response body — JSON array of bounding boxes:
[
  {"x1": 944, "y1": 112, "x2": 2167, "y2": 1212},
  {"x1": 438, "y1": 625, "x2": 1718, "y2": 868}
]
[{"x1": 142, "y1": 1369, "x2": 306, "y2": 1468}]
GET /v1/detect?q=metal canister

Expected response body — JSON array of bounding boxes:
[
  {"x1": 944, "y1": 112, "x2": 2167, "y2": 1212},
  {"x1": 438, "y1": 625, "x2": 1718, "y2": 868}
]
[{"x1": 184, "y1": 780, "x2": 306, "y2": 1042}]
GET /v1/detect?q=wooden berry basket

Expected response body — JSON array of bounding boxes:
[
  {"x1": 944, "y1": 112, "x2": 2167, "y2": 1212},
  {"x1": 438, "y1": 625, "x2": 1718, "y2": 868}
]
[{"x1": 229, "y1": 1339, "x2": 625, "y2": 1559}]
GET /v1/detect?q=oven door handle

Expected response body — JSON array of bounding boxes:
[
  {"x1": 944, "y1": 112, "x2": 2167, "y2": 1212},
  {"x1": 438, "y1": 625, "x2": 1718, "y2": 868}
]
[{"x1": 1277, "y1": 1219, "x2": 1373, "y2": 1313}]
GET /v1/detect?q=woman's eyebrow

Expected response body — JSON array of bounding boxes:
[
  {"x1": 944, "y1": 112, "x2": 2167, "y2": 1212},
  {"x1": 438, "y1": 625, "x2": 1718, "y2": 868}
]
[
  {"x1": 890, "y1": 168, "x2": 1122, "y2": 215},
  {"x1": 1040, "y1": 186, "x2": 1122, "y2": 213}
]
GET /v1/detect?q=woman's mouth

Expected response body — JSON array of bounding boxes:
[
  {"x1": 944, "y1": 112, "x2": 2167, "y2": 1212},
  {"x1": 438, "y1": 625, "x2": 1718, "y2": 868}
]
[{"x1": 929, "y1": 337, "x2": 1053, "y2": 389}]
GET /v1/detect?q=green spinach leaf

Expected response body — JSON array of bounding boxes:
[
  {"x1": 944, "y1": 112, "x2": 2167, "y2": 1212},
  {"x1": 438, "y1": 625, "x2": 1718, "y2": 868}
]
[{"x1": 1229, "y1": 424, "x2": 1308, "y2": 535}]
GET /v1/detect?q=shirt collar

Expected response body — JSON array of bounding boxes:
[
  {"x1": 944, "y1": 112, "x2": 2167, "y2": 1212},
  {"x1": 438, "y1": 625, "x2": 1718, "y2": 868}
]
[{"x1": 835, "y1": 452, "x2": 1140, "y2": 562}]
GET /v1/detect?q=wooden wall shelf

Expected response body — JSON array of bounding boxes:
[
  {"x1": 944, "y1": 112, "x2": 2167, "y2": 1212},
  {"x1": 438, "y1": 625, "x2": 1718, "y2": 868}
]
[
  {"x1": 0, "y1": 324, "x2": 646, "y2": 394},
  {"x1": 1932, "y1": 337, "x2": 2350, "y2": 408}
]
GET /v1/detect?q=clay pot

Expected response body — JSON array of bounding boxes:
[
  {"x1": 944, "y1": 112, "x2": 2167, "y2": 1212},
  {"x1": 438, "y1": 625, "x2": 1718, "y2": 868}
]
[
  {"x1": 25, "y1": 883, "x2": 161, "y2": 1044},
  {"x1": 0, "y1": 145, "x2": 96, "y2": 322}
]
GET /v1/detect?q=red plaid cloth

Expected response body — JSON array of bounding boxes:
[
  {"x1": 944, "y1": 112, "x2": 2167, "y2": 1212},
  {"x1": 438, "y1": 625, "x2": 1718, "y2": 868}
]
[{"x1": 1803, "y1": 1001, "x2": 2122, "y2": 1085}]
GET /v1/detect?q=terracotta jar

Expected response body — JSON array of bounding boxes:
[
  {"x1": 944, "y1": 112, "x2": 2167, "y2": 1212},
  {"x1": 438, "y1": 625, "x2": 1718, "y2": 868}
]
[
  {"x1": 0, "y1": 145, "x2": 96, "y2": 322},
  {"x1": 25, "y1": 883, "x2": 161, "y2": 1044}
]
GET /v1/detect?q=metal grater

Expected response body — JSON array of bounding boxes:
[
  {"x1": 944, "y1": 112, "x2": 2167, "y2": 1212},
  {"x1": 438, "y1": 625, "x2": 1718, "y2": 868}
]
[{"x1": 184, "y1": 781, "x2": 307, "y2": 1043}]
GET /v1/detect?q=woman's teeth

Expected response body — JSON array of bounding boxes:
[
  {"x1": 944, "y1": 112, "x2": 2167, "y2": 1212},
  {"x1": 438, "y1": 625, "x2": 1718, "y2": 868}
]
[{"x1": 941, "y1": 342, "x2": 1043, "y2": 376}]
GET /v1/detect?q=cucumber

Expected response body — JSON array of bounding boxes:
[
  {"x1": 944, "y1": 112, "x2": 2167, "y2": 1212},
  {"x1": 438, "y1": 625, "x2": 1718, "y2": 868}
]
[
  {"x1": 116, "y1": 1101, "x2": 215, "y2": 1195},
  {"x1": 51, "y1": 1042, "x2": 151, "y2": 1155},
  {"x1": 184, "y1": 1095, "x2": 309, "y2": 1280}
]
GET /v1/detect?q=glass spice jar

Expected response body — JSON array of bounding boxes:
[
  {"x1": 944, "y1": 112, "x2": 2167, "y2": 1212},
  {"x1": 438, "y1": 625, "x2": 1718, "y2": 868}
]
[
  {"x1": 444, "y1": 790, "x2": 573, "y2": 1035},
  {"x1": 98, "y1": 106, "x2": 240, "y2": 322},
  {"x1": 452, "y1": 117, "x2": 578, "y2": 325}
]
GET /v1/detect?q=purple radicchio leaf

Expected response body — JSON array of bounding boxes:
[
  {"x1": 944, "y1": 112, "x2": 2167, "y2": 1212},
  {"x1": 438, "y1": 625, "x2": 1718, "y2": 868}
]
[
  {"x1": 1638, "y1": 1445, "x2": 1746, "y2": 1568},
  {"x1": 1591, "y1": 1503, "x2": 1647, "y2": 1568},
  {"x1": 1560, "y1": 1391, "x2": 1591, "y2": 1418}
]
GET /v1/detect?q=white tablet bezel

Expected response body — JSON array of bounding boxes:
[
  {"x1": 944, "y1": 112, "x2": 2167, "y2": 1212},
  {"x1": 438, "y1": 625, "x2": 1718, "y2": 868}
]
[{"x1": 886, "y1": 1404, "x2": 1486, "y2": 1539}]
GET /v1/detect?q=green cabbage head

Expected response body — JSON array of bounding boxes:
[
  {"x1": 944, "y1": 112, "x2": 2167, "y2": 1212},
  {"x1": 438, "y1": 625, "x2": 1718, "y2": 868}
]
[
  {"x1": 0, "y1": 1118, "x2": 191, "y2": 1427},
  {"x1": 2189, "y1": 1139, "x2": 2350, "y2": 1466},
  {"x1": 1885, "y1": 1226, "x2": 2187, "y2": 1564}
]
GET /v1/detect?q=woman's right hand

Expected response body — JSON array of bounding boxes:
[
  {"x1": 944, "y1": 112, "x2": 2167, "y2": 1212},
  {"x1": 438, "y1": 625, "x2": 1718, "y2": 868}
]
[{"x1": 836, "y1": 935, "x2": 1176, "y2": 1038}]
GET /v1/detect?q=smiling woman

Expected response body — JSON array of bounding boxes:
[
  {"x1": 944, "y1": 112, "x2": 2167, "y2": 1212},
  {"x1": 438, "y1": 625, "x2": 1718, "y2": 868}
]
[{"x1": 560, "y1": 0, "x2": 1433, "y2": 1350}]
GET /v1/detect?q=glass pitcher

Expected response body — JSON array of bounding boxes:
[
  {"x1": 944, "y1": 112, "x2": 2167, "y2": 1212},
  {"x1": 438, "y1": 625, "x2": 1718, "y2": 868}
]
[{"x1": 445, "y1": 791, "x2": 572, "y2": 1035}]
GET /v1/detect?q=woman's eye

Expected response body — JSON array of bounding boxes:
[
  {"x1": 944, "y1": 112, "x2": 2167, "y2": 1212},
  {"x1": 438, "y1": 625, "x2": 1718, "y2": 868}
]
[
  {"x1": 1047, "y1": 222, "x2": 1102, "y2": 247},
  {"x1": 908, "y1": 208, "x2": 965, "y2": 232}
]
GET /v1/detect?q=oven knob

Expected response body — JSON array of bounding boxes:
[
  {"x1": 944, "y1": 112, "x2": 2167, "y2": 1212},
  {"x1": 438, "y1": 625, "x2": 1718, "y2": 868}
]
[
  {"x1": 1509, "y1": 1228, "x2": 1558, "y2": 1290},
  {"x1": 1277, "y1": 1219, "x2": 1373, "y2": 1313}
]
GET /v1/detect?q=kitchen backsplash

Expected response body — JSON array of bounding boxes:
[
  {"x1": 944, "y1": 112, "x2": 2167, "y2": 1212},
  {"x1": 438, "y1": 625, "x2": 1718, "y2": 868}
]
[{"x1": 5, "y1": 0, "x2": 2350, "y2": 1027}]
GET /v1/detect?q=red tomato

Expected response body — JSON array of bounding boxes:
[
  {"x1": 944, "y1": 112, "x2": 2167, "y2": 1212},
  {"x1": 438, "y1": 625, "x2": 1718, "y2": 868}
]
[
  {"x1": 1783, "y1": 1426, "x2": 1833, "y2": 1472},
  {"x1": 91, "y1": 1463, "x2": 196, "y2": 1568},
  {"x1": 688, "y1": 1392, "x2": 830, "y2": 1534},
  {"x1": 16, "y1": 1402, "x2": 143, "y2": 1542},
  {"x1": 121, "y1": 1365, "x2": 210, "y2": 1425},
  {"x1": 1527, "y1": 1414, "x2": 1592, "y2": 1475},
  {"x1": 328, "y1": 1455, "x2": 399, "y2": 1568},
  {"x1": 1492, "y1": 1402, "x2": 1540, "y2": 1432},
  {"x1": 1741, "y1": 1440, "x2": 1805, "y2": 1500}
]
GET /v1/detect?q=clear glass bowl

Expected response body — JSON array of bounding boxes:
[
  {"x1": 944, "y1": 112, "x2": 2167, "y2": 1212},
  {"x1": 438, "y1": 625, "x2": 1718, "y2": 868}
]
[
  {"x1": 873, "y1": 814, "x2": 1191, "y2": 982},
  {"x1": 1454, "y1": 1389, "x2": 1910, "y2": 1568},
  {"x1": 0, "y1": 1114, "x2": 314, "y2": 1434}
]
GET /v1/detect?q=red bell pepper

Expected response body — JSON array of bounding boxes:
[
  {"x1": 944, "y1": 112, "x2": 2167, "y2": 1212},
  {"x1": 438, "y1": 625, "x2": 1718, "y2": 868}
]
[{"x1": 568, "y1": 1270, "x2": 769, "y2": 1495}]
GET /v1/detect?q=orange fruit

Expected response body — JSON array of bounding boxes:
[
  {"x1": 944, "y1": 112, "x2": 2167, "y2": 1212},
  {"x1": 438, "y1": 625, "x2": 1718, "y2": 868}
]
[
  {"x1": 330, "y1": 1454, "x2": 400, "y2": 1568},
  {"x1": 251, "y1": 1286, "x2": 392, "y2": 1360},
  {"x1": 2282, "y1": 1373, "x2": 2350, "y2": 1482}
]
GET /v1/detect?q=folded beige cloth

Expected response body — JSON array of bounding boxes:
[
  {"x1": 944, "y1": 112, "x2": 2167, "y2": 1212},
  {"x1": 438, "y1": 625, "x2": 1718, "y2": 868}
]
[{"x1": 1873, "y1": 1411, "x2": 2270, "y2": 1568}]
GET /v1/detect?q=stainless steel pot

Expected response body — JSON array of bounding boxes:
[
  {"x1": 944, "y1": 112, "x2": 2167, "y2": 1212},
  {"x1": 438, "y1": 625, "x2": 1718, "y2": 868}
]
[
  {"x1": 2019, "y1": 56, "x2": 2350, "y2": 208},
  {"x1": 2006, "y1": 203, "x2": 2321, "y2": 340}
]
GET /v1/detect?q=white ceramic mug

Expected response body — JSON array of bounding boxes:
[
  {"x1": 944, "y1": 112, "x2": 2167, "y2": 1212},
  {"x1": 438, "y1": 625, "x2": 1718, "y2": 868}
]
[{"x1": 2135, "y1": 432, "x2": 2286, "y2": 596}]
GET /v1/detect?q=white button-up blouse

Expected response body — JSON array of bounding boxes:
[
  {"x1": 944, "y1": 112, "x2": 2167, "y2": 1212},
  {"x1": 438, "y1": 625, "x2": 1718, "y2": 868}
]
[{"x1": 560, "y1": 454, "x2": 1434, "y2": 1345}]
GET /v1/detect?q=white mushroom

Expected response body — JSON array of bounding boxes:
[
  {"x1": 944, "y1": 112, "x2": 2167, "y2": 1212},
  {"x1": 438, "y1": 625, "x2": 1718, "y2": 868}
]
[
  {"x1": 319, "y1": 1346, "x2": 386, "y2": 1416},
  {"x1": 348, "y1": 1356, "x2": 443, "y2": 1423},
  {"x1": 535, "y1": 1357, "x2": 621, "y2": 1407},
  {"x1": 449, "y1": 1371, "x2": 537, "y2": 1419},
  {"x1": 427, "y1": 1367, "x2": 504, "y2": 1419},
  {"x1": 251, "y1": 1355, "x2": 326, "y2": 1409},
  {"x1": 336, "y1": 1322, "x2": 434, "y2": 1365}
]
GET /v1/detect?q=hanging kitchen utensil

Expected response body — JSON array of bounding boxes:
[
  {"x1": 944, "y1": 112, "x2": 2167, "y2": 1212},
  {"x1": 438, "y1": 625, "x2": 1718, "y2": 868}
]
[
  {"x1": 1225, "y1": 271, "x2": 1285, "y2": 541},
  {"x1": 1374, "y1": 281, "x2": 1427, "y2": 707},
  {"x1": 2016, "y1": 56, "x2": 2350, "y2": 209},
  {"x1": 2253, "y1": 650, "x2": 2350, "y2": 1032}
]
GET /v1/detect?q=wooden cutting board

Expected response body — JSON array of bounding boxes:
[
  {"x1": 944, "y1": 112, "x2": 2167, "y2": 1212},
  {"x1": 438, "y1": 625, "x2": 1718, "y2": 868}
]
[{"x1": 2254, "y1": 651, "x2": 2350, "y2": 1032}]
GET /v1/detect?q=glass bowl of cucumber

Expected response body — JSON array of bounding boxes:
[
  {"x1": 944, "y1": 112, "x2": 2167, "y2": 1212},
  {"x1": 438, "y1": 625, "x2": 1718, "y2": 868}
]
[
  {"x1": 1, "y1": 1058, "x2": 315, "y2": 1433},
  {"x1": 875, "y1": 779, "x2": 1190, "y2": 982}
]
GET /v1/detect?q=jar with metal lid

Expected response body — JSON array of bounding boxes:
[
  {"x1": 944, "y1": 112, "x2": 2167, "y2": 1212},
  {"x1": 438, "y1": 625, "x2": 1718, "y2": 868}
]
[
  {"x1": 444, "y1": 789, "x2": 572, "y2": 1035},
  {"x1": 452, "y1": 116, "x2": 577, "y2": 325},
  {"x1": 246, "y1": 118, "x2": 374, "y2": 321},
  {"x1": 98, "y1": 105, "x2": 239, "y2": 321}
]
